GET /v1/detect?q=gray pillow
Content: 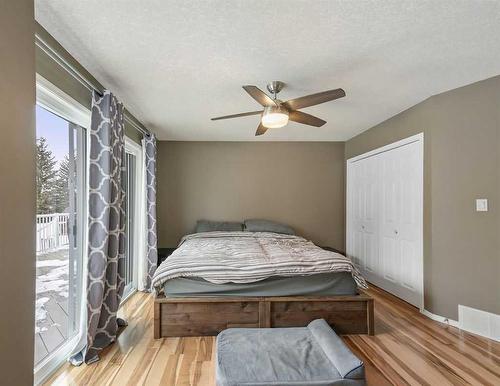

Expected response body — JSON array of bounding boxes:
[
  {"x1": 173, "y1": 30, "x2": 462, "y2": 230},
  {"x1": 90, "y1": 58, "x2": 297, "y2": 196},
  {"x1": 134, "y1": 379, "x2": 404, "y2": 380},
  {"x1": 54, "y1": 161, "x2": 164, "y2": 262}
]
[
  {"x1": 195, "y1": 220, "x2": 243, "y2": 233},
  {"x1": 244, "y1": 219, "x2": 295, "y2": 235}
]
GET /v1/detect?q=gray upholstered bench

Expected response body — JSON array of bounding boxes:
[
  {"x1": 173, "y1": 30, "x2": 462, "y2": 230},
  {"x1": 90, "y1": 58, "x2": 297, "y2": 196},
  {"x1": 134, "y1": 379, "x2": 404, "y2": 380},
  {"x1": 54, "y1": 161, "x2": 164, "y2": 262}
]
[{"x1": 216, "y1": 319, "x2": 365, "y2": 386}]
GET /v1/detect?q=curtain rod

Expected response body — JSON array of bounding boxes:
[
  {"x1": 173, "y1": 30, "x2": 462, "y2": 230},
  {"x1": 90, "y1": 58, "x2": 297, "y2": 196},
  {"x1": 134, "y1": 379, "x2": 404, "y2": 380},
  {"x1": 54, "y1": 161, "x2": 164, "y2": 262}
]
[{"x1": 35, "y1": 34, "x2": 151, "y2": 137}]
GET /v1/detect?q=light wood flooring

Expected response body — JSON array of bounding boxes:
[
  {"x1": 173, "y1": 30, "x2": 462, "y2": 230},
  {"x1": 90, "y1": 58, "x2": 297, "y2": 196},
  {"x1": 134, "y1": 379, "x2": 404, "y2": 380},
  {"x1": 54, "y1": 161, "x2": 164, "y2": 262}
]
[{"x1": 45, "y1": 285, "x2": 500, "y2": 385}]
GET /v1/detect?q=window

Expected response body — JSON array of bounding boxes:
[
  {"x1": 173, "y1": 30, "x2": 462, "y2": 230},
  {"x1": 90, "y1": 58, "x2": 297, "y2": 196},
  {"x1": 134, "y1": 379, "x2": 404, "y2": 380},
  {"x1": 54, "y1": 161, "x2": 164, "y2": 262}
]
[{"x1": 34, "y1": 76, "x2": 89, "y2": 382}]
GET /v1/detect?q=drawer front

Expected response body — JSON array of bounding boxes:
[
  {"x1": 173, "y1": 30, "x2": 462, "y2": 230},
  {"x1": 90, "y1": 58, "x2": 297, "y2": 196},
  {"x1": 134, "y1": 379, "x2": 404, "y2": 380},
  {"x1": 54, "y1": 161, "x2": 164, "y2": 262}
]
[
  {"x1": 271, "y1": 300, "x2": 369, "y2": 334},
  {"x1": 161, "y1": 301, "x2": 259, "y2": 337}
]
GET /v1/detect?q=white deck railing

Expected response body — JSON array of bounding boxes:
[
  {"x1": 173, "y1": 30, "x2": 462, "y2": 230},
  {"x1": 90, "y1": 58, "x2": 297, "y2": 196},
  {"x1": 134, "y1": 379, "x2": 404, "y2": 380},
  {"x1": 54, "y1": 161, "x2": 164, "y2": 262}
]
[{"x1": 36, "y1": 213, "x2": 70, "y2": 254}]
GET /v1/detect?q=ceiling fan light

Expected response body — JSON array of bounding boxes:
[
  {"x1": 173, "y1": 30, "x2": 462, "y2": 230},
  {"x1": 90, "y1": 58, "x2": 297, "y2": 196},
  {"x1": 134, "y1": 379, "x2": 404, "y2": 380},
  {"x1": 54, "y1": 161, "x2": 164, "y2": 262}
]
[{"x1": 261, "y1": 106, "x2": 289, "y2": 129}]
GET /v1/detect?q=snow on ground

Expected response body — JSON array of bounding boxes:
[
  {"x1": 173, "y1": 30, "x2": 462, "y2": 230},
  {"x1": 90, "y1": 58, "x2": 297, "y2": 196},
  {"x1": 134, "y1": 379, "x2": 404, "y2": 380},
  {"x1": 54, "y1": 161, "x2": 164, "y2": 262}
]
[
  {"x1": 36, "y1": 259, "x2": 68, "y2": 268},
  {"x1": 35, "y1": 249, "x2": 69, "y2": 333},
  {"x1": 35, "y1": 297, "x2": 50, "y2": 333}
]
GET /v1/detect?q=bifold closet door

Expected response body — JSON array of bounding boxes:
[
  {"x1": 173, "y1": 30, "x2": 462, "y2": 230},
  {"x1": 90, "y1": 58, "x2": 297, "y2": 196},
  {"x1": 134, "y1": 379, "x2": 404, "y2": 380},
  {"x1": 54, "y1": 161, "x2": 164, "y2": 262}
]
[
  {"x1": 347, "y1": 135, "x2": 423, "y2": 308},
  {"x1": 348, "y1": 154, "x2": 381, "y2": 274}
]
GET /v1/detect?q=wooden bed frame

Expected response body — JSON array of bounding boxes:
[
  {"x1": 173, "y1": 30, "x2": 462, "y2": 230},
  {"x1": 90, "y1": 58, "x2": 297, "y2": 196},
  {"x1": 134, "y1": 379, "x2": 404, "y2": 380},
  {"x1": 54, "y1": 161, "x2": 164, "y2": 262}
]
[{"x1": 154, "y1": 291, "x2": 374, "y2": 338}]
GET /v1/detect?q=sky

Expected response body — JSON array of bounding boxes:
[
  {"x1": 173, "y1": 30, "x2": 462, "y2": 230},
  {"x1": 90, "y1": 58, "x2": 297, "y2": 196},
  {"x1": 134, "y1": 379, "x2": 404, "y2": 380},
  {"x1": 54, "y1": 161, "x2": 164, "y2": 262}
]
[{"x1": 36, "y1": 105, "x2": 69, "y2": 167}]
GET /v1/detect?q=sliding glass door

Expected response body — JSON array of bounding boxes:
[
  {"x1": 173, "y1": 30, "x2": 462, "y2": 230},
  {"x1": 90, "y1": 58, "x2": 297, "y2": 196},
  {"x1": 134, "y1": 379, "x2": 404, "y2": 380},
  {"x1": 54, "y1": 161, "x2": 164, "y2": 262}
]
[
  {"x1": 34, "y1": 105, "x2": 86, "y2": 367},
  {"x1": 67, "y1": 123, "x2": 86, "y2": 340},
  {"x1": 123, "y1": 151, "x2": 137, "y2": 298},
  {"x1": 121, "y1": 138, "x2": 145, "y2": 298}
]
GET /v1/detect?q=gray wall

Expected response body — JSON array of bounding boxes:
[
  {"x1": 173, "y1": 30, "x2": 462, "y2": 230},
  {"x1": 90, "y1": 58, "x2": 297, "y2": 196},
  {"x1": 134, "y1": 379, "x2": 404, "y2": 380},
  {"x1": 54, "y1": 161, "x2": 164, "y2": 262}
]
[
  {"x1": 0, "y1": 0, "x2": 36, "y2": 384},
  {"x1": 345, "y1": 75, "x2": 500, "y2": 320},
  {"x1": 157, "y1": 142, "x2": 346, "y2": 250}
]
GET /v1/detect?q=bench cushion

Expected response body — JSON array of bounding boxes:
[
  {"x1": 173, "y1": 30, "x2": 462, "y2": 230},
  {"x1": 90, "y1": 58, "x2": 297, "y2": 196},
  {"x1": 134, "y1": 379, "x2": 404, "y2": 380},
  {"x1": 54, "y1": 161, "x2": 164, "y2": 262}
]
[{"x1": 216, "y1": 319, "x2": 365, "y2": 386}]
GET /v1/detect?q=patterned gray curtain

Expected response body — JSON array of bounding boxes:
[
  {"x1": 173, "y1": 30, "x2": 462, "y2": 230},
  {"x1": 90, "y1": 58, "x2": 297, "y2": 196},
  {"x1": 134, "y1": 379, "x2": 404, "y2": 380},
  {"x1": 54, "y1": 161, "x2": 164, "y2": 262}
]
[
  {"x1": 73, "y1": 90, "x2": 127, "y2": 365},
  {"x1": 145, "y1": 134, "x2": 158, "y2": 289}
]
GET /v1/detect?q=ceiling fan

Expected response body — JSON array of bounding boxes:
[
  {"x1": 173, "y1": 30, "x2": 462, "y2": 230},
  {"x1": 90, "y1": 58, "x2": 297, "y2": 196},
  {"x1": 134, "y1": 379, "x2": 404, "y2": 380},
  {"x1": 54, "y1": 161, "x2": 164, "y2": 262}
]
[{"x1": 211, "y1": 81, "x2": 345, "y2": 136}]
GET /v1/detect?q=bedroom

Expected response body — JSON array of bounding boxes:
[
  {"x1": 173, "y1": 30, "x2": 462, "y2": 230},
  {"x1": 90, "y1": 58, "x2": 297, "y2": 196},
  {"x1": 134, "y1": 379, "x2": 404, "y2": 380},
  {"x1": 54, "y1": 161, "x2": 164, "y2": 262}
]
[{"x1": 1, "y1": 0, "x2": 500, "y2": 385}]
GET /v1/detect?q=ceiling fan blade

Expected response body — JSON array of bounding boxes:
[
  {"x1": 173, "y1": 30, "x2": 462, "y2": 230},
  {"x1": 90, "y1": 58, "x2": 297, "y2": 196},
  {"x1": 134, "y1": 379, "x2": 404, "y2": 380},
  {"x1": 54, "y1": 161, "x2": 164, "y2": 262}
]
[
  {"x1": 243, "y1": 85, "x2": 276, "y2": 107},
  {"x1": 255, "y1": 123, "x2": 268, "y2": 136},
  {"x1": 289, "y1": 110, "x2": 326, "y2": 127},
  {"x1": 284, "y1": 88, "x2": 345, "y2": 110},
  {"x1": 211, "y1": 110, "x2": 262, "y2": 121}
]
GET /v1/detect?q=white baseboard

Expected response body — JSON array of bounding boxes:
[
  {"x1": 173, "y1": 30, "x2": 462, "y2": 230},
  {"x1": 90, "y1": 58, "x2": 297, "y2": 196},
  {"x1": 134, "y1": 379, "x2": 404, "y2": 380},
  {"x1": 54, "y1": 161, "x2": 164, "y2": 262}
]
[
  {"x1": 421, "y1": 309, "x2": 459, "y2": 328},
  {"x1": 421, "y1": 307, "x2": 500, "y2": 343},
  {"x1": 459, "y1": 305, "x2": 500, "y2": 342}
]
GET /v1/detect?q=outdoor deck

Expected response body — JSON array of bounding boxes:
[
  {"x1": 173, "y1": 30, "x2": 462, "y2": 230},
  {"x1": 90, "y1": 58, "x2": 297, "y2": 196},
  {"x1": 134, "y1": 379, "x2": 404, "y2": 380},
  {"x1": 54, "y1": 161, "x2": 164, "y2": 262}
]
[{"x1": 35, "y1": 248, "x2": 70, "y2": 365}]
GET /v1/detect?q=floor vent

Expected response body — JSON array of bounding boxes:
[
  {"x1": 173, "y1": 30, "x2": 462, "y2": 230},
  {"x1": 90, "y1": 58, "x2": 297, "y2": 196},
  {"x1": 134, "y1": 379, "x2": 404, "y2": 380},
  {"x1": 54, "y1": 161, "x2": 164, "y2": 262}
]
[{"x1": 458, "y1": 305, "x2": 500, "y2": 342}]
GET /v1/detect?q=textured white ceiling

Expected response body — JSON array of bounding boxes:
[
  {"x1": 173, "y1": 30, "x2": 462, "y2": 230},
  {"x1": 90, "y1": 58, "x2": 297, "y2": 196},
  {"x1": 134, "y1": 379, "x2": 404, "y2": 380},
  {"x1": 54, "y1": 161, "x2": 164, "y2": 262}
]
[{"x1": 36, "y1": 0, "x2": 500, "y2": 141}]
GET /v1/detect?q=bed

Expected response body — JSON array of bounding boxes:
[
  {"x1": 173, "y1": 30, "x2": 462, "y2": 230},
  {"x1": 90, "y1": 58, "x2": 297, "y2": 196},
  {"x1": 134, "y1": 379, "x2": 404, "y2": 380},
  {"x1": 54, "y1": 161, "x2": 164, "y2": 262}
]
[{"x1": 152, "y1": 228, "x2": 373, "y2": 338}]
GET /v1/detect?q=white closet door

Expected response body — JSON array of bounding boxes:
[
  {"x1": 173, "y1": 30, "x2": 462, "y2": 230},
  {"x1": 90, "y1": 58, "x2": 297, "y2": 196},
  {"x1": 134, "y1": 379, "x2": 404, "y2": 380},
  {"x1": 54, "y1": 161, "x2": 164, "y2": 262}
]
[
  {"x1": 347, "y1": 134, "x2": 423, "y2": 308},
  {"x1": 363, "y1": 155, "x2": 381, "y2": 275},
  {"x1": 379, "y1": 141, "x2": 423, "y2": 306},
  {"x1": 348, "y1": 160, "x2": 364, "y2": 267},
  {"x1": 348, "y1": 154, "x2": 380, "y2": 272}
]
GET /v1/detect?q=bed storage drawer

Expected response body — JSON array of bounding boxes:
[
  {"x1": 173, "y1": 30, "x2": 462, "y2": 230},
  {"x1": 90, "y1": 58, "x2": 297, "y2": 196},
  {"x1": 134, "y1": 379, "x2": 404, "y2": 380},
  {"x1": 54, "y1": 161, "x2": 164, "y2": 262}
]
[
  {"x1": 156, "y1": 299, "x2": 260, "y2": 337},
  {"x1": 270, "y1": 298, "x2": 371, "y2": 334},
  {"x1": 154, "y1": 293, "x2": 374, "y2": 338}
]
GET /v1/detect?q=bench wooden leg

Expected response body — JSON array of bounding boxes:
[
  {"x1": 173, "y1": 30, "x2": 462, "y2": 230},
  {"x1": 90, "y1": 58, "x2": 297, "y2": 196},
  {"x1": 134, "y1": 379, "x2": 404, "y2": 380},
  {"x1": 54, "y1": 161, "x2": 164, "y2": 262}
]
[
  {"x1": 367, "y1": 298, "x2": 375, "y2": 335},
  {"x1": 154, "y1": 301, "x2": 161, "y2": 339}
]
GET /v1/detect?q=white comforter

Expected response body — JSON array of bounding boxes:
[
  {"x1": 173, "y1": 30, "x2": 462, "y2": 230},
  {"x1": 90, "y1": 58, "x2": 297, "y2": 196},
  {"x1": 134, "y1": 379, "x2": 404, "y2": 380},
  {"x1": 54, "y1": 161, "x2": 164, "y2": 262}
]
[{"x1": 151, "y1": 231, "x2": 367, "y2": 292}]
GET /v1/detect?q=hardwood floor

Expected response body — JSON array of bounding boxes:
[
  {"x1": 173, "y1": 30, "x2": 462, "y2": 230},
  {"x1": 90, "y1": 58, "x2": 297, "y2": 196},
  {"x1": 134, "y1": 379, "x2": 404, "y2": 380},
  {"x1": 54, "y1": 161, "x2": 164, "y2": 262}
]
[{"x1": 45, "y1": 286, "x2": 500, "y2": 385}]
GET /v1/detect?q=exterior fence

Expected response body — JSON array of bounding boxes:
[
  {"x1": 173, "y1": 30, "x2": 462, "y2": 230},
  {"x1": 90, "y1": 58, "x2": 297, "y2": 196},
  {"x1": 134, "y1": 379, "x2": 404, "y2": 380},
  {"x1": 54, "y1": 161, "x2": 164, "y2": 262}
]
[{"x1": 36, "y1": 213, "x2": 70, "y2": 253}]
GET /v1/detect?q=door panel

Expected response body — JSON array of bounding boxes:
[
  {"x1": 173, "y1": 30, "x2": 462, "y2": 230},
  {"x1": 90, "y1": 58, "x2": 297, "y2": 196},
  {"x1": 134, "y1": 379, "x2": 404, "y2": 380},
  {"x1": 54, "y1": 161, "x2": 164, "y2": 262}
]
[
  {"x1": 353, "y1": 230, "x2": 363, "y2": 266},
  {"x1": 123, "y1": 152, "x2": 137, "y2": 299},
  {"x1": 400, "y1": 238, "x2": 417, "y2": 290},
  {"x1": 364, "y1": 232, "x2": 377, "y2": 273},
  {"x1": 382, "y1": 236, "x2": 398, "y2": 283}
]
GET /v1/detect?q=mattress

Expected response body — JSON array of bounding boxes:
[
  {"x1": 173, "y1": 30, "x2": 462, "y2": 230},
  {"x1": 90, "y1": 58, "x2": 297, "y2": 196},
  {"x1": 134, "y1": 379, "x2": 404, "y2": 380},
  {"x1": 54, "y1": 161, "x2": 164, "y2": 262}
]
[
  {"x1": 152, "y1": 231, "x2": 367, "y2": 292},
  {"x1": 163, "y1": 272, "x2": 357, "y2": 297}
]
